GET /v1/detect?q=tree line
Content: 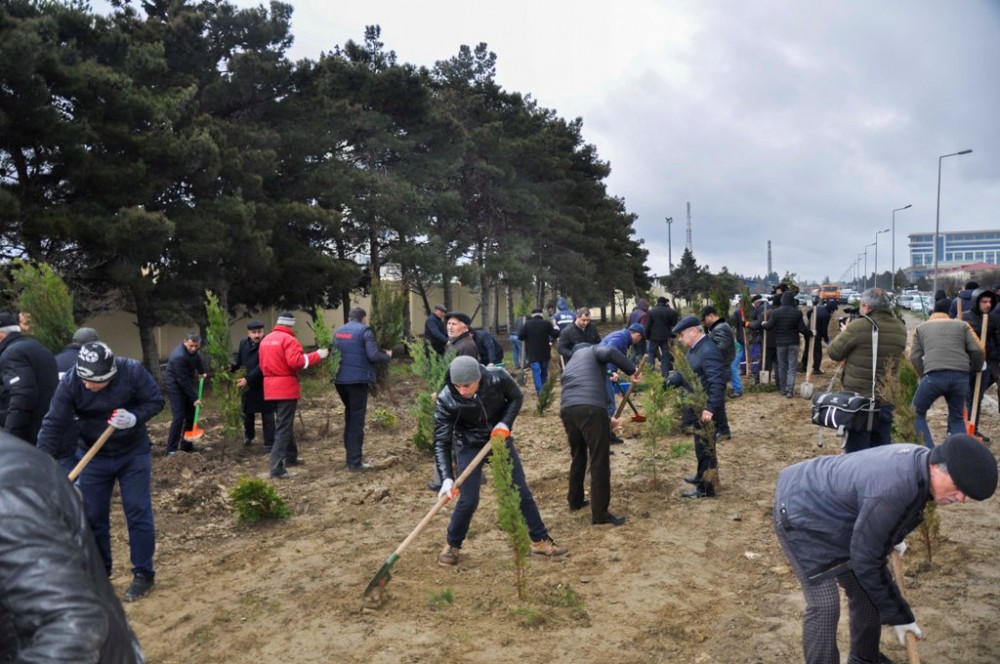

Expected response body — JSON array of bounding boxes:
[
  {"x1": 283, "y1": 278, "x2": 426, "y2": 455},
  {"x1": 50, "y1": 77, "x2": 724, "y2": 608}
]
[{"x1": 0, "y1": 1, "x2": 650, "y2": 370}]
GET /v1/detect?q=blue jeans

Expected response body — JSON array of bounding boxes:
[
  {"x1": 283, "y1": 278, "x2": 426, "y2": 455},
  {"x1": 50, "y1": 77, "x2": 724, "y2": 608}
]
[
  {"x1": 78, "y1": 448, "x2": 155, "y2": 577},
  {"x1": 510, "y1": 336, "x2": 523, "y2": 369},
  {"x1": 730, "y1": 342, "x2": 744, "y2": 395},
  {"x1": 530, "y1": 360, "x2": 549, "y2": 394},
  {"x1": 605, "y1": 375, "x2": 617, "y2": 417},
  {"x1": 447, "y1": 438, "x2": 548, "y2": 548},
  {"x1": 843, "y1": 405, "x2": 895, "y2": 453},
  {"x1": 913, "y1": 370, "x2": 968, "y2": 448}
]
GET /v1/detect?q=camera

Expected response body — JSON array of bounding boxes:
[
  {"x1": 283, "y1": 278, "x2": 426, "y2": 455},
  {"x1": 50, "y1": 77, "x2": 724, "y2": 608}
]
[{"x1": 838, "y1": 307, "x2": 859, "y2": 329}]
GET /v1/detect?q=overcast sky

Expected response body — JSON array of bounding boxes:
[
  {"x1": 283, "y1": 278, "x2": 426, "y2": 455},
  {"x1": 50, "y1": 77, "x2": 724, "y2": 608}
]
[{"x1": 99, "y1": 0, "x2": 1000, "y2": 284}]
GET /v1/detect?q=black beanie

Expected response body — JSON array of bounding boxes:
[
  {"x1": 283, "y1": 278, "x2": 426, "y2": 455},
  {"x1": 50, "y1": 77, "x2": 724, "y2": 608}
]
[{"x1": 929, "y1": 434, "x2": 998, "y2": 501}]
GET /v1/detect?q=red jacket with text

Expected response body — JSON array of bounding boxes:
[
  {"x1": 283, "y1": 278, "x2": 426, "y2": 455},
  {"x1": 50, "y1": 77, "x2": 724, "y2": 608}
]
[{"x1": 259, "y1": 325, "x2": 321, "y2": 401}]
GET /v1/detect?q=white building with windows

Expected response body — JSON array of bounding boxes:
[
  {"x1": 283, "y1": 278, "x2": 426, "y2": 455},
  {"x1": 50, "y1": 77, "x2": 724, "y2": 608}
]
[{"x1": 909, "y1": 230, "x2": 1000, "y2": 273}]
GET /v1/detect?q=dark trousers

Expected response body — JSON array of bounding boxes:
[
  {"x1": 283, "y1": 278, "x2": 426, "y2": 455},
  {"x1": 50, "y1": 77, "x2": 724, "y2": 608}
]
[
  {"x1": 843, "y1": 405, "x2": 894, "y2": 453},
  {"x1": 78, "y1": 449, "x2": 155, "y2": 578},
  {"x1": 165, "y1": 389, "x2": 195, "y2": 453},
  {"x1": 447, "y1": 438, "x2": 548, "y2": 548},
  {"x1": 242, "y1": 394, "x2": 275, "y2": 446},
  {"x1": 268, "y1": 399, "x2": 298, "y2": 476},
  {"x1": 647, "y1": 339, "x2": 673, "y2": 376},
  {"x1": 560, "y1": 405, "x2": 612, "y2": 521},
  {"x1": 693, "y1": 430, "x2": 718, "y2": 479},
  {"x1": 336, "y1": 383, "x2": 369, "y2": 467},
  {"x1": 774, "y1": 508, "x2": 881, "y2": 664},
  {"x1": 913, "y1": 369, "x2": 968, "y2": 448},
  {"x1": 799, "y1": 339, "x2": 824, "y2": 372},
  {"x1": 967, "y1": 366, "x2": 998, "y2": 432}
]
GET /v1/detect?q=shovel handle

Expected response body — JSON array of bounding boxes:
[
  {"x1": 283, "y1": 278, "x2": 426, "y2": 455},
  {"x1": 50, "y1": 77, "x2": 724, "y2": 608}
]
[
  {"x1": 890, "y1": 551, "x2": 921, "y2": 664},
  {"x1": 68, "y1": 425, "x2": 116, "y2": 481},
  {"x1": 613, "y1": 356, "x2": 647, "y2": 420}
]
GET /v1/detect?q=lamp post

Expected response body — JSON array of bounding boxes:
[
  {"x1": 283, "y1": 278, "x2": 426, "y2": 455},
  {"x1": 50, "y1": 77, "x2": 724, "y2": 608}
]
[
  {"x1": 865, "y1": 243, "x2": 876, "y2": 291},
  {"x1": 932, "y1": 149, "x2": 973, "y2": 297},
  {"x1": 891, "y1": 204, "x2": 911, "y2": 291},
  {"x1": 874, "y1": 228, "x2": 890, "y2": 290},
  {"x1": 857, "y1": 253, "x2": 865, "y2": 291},
  {"x1": 665, "y1": 217, "x2": 673, "y2": 274}
]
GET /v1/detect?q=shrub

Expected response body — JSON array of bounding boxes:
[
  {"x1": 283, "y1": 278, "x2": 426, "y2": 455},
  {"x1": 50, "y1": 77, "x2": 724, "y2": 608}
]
[
  {"x1": 370, "y1": 407, "x2": 399, "y2": 429},
  {"x1": 491, "y1": 434, "x2": 530, "y2": 599},
  {"x1": 12, "y1": 261, "x2": 75, "y2": 354},
  {"x1": 229, "y1": 476, "x2": 291, "y2": 525}
]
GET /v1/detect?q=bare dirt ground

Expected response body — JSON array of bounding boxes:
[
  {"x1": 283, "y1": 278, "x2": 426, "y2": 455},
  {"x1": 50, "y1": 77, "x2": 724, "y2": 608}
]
[{"x1": 114, "y1": 316, "x2": 1000, "y2": 664}]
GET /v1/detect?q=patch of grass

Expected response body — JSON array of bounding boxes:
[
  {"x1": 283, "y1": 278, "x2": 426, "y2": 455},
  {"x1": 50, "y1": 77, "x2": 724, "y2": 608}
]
[
  {"x1": 229, "y1": 476, "x2": 291, "y2": 525},
  {"x1": 194, "y1": 626, "x2": 214, "y2": 646},
  {"x1": 745, "y1": 382, "x2": 778, "y2": 393},
  {"x1": 550, "y1": 584, "x2": 583, "y2": 609},
  {"x1": 370, "y1": 407, "x2": 399, "y2": 429},
  {"x1": 512, "y1": 606, "x2": 547, "y2": 628},
  {"x1": 669, "y1": 440, "x2": 693, "y2": 459},
  {"x1": 428, "y1": 587, "x2": 454, "y2": 609}
]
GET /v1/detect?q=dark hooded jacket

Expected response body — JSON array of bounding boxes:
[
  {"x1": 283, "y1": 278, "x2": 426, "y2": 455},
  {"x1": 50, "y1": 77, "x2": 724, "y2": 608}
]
[
  {"x1": 646, "y1": 300, "x2": 678, "y2": 342},
  {"x1": 0, "y1": 331, "x2": 59, "y2": 444},
  {"x1": 961, "y1": 288, "x2": 1000, "y2": 363},
  {"x1": 433, "y1": 365, "x2": 522, "y2": 482},
  {"x1": 0, "y1": 434, "x2": 145, "y2": 663},
  {"x1": 761, "y1": 292, "x2": 810, "y2": 347},
  {"x1": 949, "y1": 286, "x2": 977, "y2": 319}
]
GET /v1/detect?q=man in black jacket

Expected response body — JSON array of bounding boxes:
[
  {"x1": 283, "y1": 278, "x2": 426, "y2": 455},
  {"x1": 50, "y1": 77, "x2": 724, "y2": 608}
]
[
  {"x1": 667, "y1": 316, "x2": 727, "y2": 498},
  {"x1": 701, "y1": 306, "x2": 735, "y2": 439},
  {"x1": 164, "y1": 333, "x2": 206, "y2": 455},
  {"x1": 556, "y1": 307, "x2": 601, "y2": 364},
  {"x1": 761, "y1": 291, "x2": 810, "y2": 397},
  {"x1": 0, "y1": 433, "x2": 146, "y2": 663},
  {"x1": 0, "y1": 310, "x2": 58, "y2": 445},
  {"x1": 800, "y1": 299, "x2": 834, "y2": 374},
  {"x1": 646, "y1": 297, "x2": 678, "y2": 376},
  {"x1": 518, "y1": 308, "x2": 559, "y2": 394},
  {"x1": 423, "y1": 304, "x2": 449, "y2": 356},
  {"x1": 434, "y1": 356, "x2": 568, "y2": 566},
  {"x1": 234, "y1": 320, "x2": 274, "y2": 452},
  {"x1": 774, "y1": 434, "x2": 997, "y2": 664},
  {"x1": 961, "y1": 287, "x2": 1000, "y2": 440},
  {"x1": 560, "y1": 343, "x2": 637, "y2": 526}
]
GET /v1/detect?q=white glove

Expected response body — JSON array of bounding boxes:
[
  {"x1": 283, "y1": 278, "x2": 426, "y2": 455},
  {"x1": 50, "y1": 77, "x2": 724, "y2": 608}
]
[
  {"x1": 108, "y1": 409, "x2": 137, "y2": 430},
  {"x1": 893, "y1": 621, "x2": 922, "y2": 646},
  {"x1": 316, "y1": 348, "x2": 329, "y2": 359},
  {"x1": 894, "y1": 541, "x2": 907, "y2": 558},
  {"x1": 438, "y1": 478, "x2": 454, "y2": 500}
]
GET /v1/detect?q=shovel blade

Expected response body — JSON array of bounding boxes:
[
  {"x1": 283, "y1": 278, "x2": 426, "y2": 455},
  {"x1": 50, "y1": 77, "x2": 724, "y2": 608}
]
[
  {"x1": 183, "y1": 425, "x2": 204, "y2": 442},
  {"x1": 363, "y1": 552, "x2": 399, "y2": 598},
  {"x1": 799, "y1": 382, "x2": 814, "y2": 399},
  {"x1": 631, "y1": 414, "x2": 647, "y2": 423}
]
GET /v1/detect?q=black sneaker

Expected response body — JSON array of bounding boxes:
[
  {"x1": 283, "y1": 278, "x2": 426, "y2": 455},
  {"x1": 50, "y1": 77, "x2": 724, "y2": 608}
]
[
  {"x1": 124, "y1": 573, "x2": 154, "y2": 602},
  {"x1": 243, "y1": 437, "x2": 253, "y2": 446},
  {"x1": 609, "y1": 433, "x2": 625, "y2": 445}
]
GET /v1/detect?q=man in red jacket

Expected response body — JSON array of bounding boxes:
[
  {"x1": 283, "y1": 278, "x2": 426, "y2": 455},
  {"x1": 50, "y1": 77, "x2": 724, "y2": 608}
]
[{"x1": 259, "y1": 312, "x2": 328, "y2": 479}]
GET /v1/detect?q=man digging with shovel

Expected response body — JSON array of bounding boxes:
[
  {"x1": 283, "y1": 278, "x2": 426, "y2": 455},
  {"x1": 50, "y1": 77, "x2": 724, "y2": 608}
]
[
  {"x1": 434, "y1": 356, "x2": 568, "y2": 566},
  {"x1": 774, "y1": 434, "x2": 997, "y2": 664}
]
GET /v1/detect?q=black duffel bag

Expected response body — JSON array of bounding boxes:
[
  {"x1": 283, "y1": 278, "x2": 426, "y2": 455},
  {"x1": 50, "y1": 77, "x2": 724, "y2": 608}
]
[{"x1": 811, "y1": 391, "x2": 880, "y2": 434}]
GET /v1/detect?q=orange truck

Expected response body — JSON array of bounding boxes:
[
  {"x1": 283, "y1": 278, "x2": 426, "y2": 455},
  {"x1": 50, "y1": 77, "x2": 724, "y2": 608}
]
[{"x1": 819, "y1": 284, "x2": 841, "y2": 302}]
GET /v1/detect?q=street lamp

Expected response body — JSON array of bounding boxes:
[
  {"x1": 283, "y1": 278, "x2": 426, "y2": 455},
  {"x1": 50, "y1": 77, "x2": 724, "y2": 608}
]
[
  {"x1": 865, "y1": 243, "x2": 876, "y2": 291},
  {"x1": 874, "y1": 228, "x2": 890, "y2": 290},
  {"x1": 857, "y1": 253, "x2": 865, "y2": 290},
  {"x1": 932, "y1": 149, "x2": 973, "y2": 297},
  {"x1": 665, "y1": 217, "x2": 674, "y2": 274},
  {"x1": 891, "y1": 204, "x2": 911, "y2": 291}
]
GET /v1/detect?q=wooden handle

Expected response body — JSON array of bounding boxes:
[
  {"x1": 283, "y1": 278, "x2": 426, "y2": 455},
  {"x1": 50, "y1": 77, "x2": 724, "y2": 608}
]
[
  {"x1": 890, "y1": 551, "x2": 921, "y2": 664},
  {"x1": 969, "y1": 314, "x2": 989, "y2": 426},
  {"x1": 613, "y1": 356, "x2": 647, "y2": 419},
  {"x1": 67, "y1": 425, "x2": 116, "y2": 481}
]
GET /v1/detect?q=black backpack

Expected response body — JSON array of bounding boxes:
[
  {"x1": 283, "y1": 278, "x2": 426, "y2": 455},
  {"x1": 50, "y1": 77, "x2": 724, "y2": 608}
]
[{"x1": 474, "y1": 329, "x2": 504, "y2": 364}]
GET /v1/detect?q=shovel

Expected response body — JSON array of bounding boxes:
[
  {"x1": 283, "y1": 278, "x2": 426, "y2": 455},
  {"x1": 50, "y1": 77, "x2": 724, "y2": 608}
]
[
  {"x1": 183, "y1": 375, "x2": 206, "y2": 442},
  {"x1": 800, "y1": 307, "x2": 818, "y2": 399},
  {"x1": 612, "y1": 380, "x2": 646, "y2": 422},
  {"x1": 966, "y1": 314, "x2": 989, "y2": 438},
  {"x1": 363, "y1": 433, "x2": 498, "y2": 603},
  {"x1": 759, "y1": 323, "x2": 771, "y2": 385},
  {"x1": 890, "y1": 550, "x2": 921, "y2": 664},
  {"x1": 613, "y1": 356, "x2": 648, "y2": 420},
  {"x1": 68, "y1": 425, "x2": 116, "y2": 481}
]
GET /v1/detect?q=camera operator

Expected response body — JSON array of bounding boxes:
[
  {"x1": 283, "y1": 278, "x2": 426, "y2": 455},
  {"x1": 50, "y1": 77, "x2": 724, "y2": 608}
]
[{"x1": 826, "y1": 288, "x2": 907, "y2": 453}]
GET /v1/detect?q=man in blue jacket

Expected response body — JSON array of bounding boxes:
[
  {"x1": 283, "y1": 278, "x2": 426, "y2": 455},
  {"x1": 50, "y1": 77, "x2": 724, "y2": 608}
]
[
  {"x1": 334, "y1": 307, "x2": 392, "y2": 471},
  {"x1": 667, "y1": 315, "x2": 726, "y2": 498},
  {"x1": 774, "y1": 434, "x2": 997, "y2": 664},
  {"x1": 37, "y1": 341, "x2": 165, "y2": 602},
  {"x1": 598, "y1": 323, "x2": 645, "y2": 444}
]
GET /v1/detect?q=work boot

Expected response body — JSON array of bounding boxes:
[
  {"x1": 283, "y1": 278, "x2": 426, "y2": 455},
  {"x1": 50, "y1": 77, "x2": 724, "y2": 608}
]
[
  {"x1": 609, "y1": 432, "x2": 625, "y2": 445},
  {"x1": 243, "y1": 437, "x2": 253, "y2": 446},
  {"x1": 124, "y1": 573, "x2": 155, "y2": 602},
  {"x1": 568, "y1": 499, "x2": 590, "y2": 512},
  {"x1": 530, "y1": 537, "x2": 569, "y2": 558},
  {"x1": 592, "y1": 512, "x2": 626, "y2": 526},
  {"x1": 437, "y1": 545, "x2": 459, "y2": 567},
  {"x1": 683, "y1": 474, "x2": 702, "y2": 485}
]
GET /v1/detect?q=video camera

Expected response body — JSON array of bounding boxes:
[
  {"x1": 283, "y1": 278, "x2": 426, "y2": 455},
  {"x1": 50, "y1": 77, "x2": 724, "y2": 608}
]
[{"x1": 838, "y1": 306, "x2": 860, "y2": 329}]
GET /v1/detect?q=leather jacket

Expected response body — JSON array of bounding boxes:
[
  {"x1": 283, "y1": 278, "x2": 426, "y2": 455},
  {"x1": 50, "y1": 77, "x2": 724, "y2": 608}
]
[{"x1": 433, "y1": 365, "x2": 522, "y2": 481}]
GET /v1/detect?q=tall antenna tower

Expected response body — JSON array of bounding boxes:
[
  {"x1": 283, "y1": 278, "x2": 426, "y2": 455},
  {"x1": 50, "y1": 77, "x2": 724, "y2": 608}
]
[
  {"x1": 685, "y1": 202, "x2": 693, "y2": 252},
  {"x1": 767, "y1": 240, "x2": 773, "y2": 276}
]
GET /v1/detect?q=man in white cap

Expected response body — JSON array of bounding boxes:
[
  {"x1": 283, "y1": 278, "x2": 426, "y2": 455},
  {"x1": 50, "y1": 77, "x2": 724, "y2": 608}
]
[
  {"x1": 259, "y1": 312, "x2": 328, "y2": 478},
  {"x1": 774, "y1": 434, "x2": 998, "y2": 664}
]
